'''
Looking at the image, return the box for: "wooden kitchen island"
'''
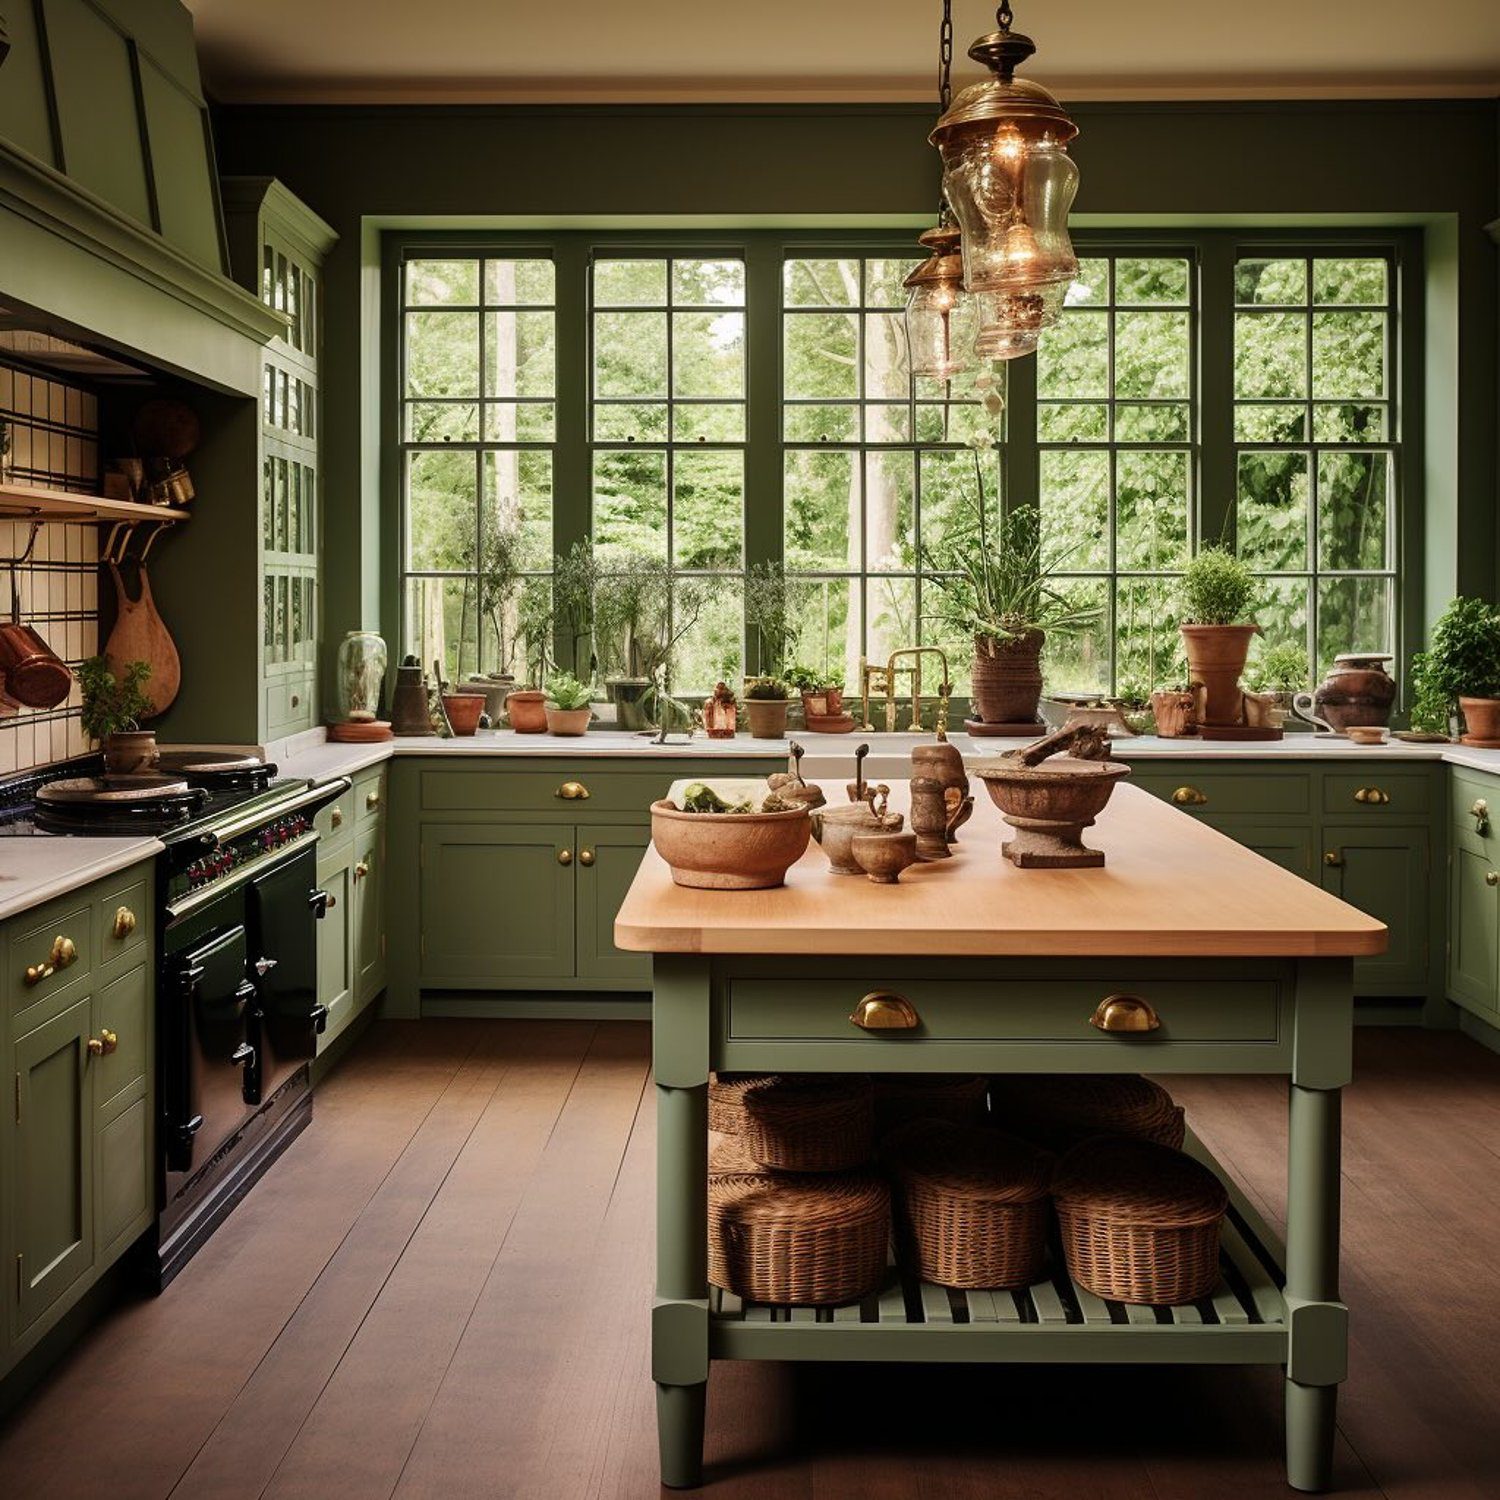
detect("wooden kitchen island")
[615,780,1386,1493]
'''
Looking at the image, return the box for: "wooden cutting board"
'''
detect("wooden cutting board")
[104,560,180,718]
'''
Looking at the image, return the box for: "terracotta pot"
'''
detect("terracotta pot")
[1312,653,1397,731]
[103,730,158,775]
[1459,696,1500,748]
[544,705,593,736]
[812,801,903,875]
[650,799,811,890]
[744,698,791,739]
[441,691,487,737]
[851,830,919,884]
[505,689,548,733]
[1150,689,1197,739]
[971,630,1045,726]
[799,687,843,719]
[1179,624,1260,725]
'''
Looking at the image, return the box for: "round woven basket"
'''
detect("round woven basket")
[740,1075,875,1172]
[708,1171,890,1305]
[990,1073,1185,1151]
[708,1132,762,1177]
[873,1074,989,1133]
[708,1073,778,1135]
[1052,1137,1228,1304]
[884,1121,1052,1289]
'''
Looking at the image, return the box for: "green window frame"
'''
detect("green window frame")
[389,226,1419,706]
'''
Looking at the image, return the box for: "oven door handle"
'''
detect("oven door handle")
[309,888,330,919]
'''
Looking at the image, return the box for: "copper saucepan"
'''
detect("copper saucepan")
[0,560,72,709]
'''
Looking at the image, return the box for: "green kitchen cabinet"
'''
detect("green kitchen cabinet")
[1200,815,1313,877]
[575,825,652,987]
[1319,824,1430,992]
[419,824,577,982]
[1447,828,1498,1017]
[316,851,355,1044]
[314,769,386,1054]
[353,826,385,1003]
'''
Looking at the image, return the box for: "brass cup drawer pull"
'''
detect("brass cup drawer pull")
[557,847,573,865]
[87,1028,118,1058]
[555,781,590,801]
[849,991,920,1031]
[112,906,137,940]
[578,848,596,867]
[1472,799,1490,834]
[1353,786,1390,805]
[1089,994,1161,1033]
[24,934,78,987]
[1171,786,1208,807]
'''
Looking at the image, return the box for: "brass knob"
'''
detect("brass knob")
[87,1029,118,1057]
[88,1037,103,1056]
[1171,786,1207,807]
[849,991,920,1030]
[1354,786,1389,806]
[1473,800,1490,834]
[557,847,573,865]
[326,893,338,908]
[1487,872,1499,888]
[365,790,380,810]
[1324,850,1344,867]
[578,848,596,867]
[24,935,77,986]
[1088,994,1161,1033]
[112,906,137,940]
[353,860,369,881]
[555,781,590,801]
[331,808,344,828]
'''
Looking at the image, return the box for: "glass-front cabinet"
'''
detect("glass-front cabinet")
[223,178,337,739]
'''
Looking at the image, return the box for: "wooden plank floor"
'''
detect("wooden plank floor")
[1,1021,1497,1499]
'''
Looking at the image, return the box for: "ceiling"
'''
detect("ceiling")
[187,0,1500,105]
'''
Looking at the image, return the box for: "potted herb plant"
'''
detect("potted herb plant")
[786,662,845,722]
[543,672,595,736]
[78,655,156,772]
[1409,596,1500,745]
[743,676,793,738]
[1178,546,1260,726]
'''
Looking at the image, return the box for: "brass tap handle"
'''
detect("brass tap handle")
[25,935,77,986]
[557,847,573,865]
[365,790,381,811]
[849,991,921,1031]
[1324,850,1344,867]
[1487,872,1499,888]
[112,906,137,940]
[1171,786,1208,807]
[578,848,596,867]
[1354,786,1389,805]
[1473,799,1490,834]
[1088,994,1161,1033]
[555,781,590,801]
[331,808,344,829]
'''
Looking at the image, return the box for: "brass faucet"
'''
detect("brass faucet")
[859,648,952,740]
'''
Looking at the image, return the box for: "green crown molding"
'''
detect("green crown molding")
[0,137,285,367]
[220,175,339,267]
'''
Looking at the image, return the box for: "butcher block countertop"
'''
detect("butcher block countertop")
[614,779,1389,958]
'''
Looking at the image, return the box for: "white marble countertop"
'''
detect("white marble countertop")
[0,834,162,924]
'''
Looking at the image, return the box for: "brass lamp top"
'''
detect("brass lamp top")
[930,76,1079,148]
[902,224,964,290]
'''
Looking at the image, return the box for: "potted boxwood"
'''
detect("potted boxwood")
[78,655,156,772]
[1409,596,1500,745]
[1178,546,1260,726]
[743,676,794,738]
[544,672,595,736]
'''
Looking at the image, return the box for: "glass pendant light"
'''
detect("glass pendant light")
[929,2,1080,303]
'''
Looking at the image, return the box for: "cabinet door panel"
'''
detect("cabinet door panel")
[1201,815,1313,878]
[420,825,575,982]
[94,962,150,1112]
[316,855,354,1051]
[97,1095,152,1256]
[575,825,651,988]
[1449,835,1499,1014]
[354,832,385,1003]
[13,996,95,1334]
[1321,824,1427,992]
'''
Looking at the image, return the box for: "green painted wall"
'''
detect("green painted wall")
[210,101,1500,670]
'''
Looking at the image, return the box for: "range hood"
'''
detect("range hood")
[0,303,155,383]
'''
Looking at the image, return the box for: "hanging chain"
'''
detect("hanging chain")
[938,0,954,112]
[998,1,1014,32]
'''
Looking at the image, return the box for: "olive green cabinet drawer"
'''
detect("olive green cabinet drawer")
[1451,771,1498,836]
[722,976,1283,1049]
[1127,770,1311,817]
[1322,771,1432,815]
[95,876,148,971]
[314,784,355,844]
[4,893,93,1012]
[418,763,770,817]
[354,767,386,830]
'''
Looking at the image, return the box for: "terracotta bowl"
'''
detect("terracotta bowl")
[972,756,1131,868]
[650,799,811,890]
[545,706,593,736]
[441,691,487,736]
[851,830,919,884]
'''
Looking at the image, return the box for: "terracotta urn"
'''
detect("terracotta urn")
[971,755,1132,868]
[971,629,1044,726]
[1309,653,1397,732]
[1459,696,1500,748]
[505,689,548,733]
[812,798,903,875]
[103,729,158,775]
[441,691,487,737]
[851,830,919,884]
[1180,624,1260,725]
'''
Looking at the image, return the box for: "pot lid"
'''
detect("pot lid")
[38,773,194,805]
[155,751,265,776]
[1332,652,1393,665]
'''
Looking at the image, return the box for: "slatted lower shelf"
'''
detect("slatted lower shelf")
[710,1205,1288,1365]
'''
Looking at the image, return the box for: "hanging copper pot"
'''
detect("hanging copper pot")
[0,561,71,709]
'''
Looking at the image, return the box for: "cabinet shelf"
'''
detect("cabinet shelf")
[0,481,190,525]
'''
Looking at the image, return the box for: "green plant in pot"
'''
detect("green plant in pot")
[594,553,671,731]
[785,661,846,723]
[1409,596,1500,745]
[78,655,156,773]
[543,671,595,736]
[1177,546,1259,726]
[743,676,793,739]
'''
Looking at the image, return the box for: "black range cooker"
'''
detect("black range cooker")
[0,752,349,1287]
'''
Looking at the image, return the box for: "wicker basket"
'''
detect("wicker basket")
[708,1073,777,1135]
[740,1075,875,1172]
[708,1132,761,1177]
[990,1073,1185,1151]
[873,1074,989,1133]
[884,1121,1052,1289]
[1052,1137,1228,1304]
[708,1171,890,1305]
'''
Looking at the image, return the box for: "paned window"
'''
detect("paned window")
[1233,254,1397,670]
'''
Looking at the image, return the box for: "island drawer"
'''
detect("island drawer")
[1126,770,1310,817]
[418,764,770,817]
[716,973,1287,1072]
[1322,770,1431,815]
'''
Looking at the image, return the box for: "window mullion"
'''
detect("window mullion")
[1198,234,1237,549]
[743,239,783,675]
[552,236,591,673]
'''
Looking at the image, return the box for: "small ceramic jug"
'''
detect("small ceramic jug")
[1309,653,1397,732]
[1291,692,1338,736]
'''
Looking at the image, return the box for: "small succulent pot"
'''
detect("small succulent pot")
[441,691,487,737]
[505,689,548,733]
[1459,696,1500,748]
[744,697,791,739]
[545,705,593,736]
[103,729,158,775]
